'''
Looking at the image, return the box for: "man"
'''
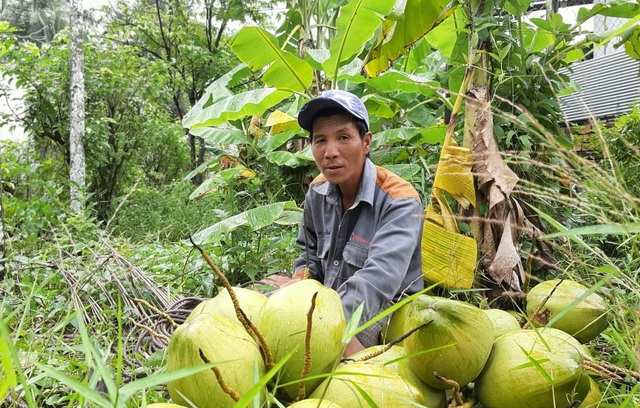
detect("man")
[288,89,424,356]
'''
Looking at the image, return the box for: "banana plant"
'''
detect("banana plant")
[183,0,640,289]
[182,0,453,251]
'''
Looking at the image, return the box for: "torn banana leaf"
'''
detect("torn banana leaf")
[421,221,477,289]
[432,143,476,210]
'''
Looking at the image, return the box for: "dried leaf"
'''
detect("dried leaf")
[487,204,524,291]
[468,85,519,210]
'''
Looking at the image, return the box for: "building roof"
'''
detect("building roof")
[559,51,640,123]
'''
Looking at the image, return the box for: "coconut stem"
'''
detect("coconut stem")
[434,372,464,407]
[297,291,318,401]
[523,278,563,329]
[128,317,171,342]
[133,297,178,328]
[357,320,433,362]
[583,359,640,386]
[189,237,275,369]
[199,349,241,402]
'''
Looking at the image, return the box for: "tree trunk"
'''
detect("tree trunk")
[69,0,86,213]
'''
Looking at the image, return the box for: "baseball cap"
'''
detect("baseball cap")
[297,89,370,132]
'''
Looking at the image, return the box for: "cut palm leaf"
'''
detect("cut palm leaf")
[432,143,476,210]
[427,194,459,233]
[421,59,477,289]
[421,221,477,289]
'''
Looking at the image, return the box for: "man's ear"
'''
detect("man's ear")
[364,131,373,154]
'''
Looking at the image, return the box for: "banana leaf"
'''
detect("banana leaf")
[322,0,396,79]
[625,25,640,60]
[189,201,302,245]
[231,27,313,92]
[183,88,292,130]
[266,109,298,135]
[364,0,455,76]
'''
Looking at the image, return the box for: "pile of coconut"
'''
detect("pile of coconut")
[148,275,619,408]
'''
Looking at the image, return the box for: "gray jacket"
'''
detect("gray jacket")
[293,159,424,325]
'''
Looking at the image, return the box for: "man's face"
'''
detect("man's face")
[311,113,372,194]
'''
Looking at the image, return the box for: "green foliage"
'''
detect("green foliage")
[102,0,268,180]
[1,141,67,249]
[1,28,191,221]
[231,27,313,92]
[603,106,640,197]
[2,0,640,406]
[321,0,396,80]
[110,182,217,242]
[112,180,300,286]
[0,0,68,44]
[0,235,190,405]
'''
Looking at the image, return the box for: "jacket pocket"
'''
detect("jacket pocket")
[342,242,369,269]
[316,237,329,260]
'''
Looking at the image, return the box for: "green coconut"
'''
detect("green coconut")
[349,345,447,408]
[288,399,343,408]
[482,308,521,340]
[310,361,426,407]
[380,301,412,345]
[185,286,267,325]
[146,404,186,408]
[526,279,609,343]
[257,279,346,400]
[580,377,603,407]
[166,312,265,408]
[475,328,591,408]
[403,295,494,389]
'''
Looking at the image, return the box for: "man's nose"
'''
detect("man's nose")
[324,140,338,158]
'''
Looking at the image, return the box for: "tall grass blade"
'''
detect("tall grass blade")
[0,322,17,399]
[72,298,118,402]
[233,351,294,408]
[545,222,640,238]
[34,363,112,408]
[119,363,218,399]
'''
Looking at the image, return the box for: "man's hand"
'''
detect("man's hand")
[277,277,302,289]
[343,337,365,357]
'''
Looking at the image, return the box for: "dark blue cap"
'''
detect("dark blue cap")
[297,89,370,132]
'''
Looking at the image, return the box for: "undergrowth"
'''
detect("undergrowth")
[1,112,639,406]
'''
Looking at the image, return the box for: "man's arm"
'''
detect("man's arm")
[337,197,424,324]
[292,195,323,281]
